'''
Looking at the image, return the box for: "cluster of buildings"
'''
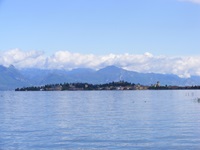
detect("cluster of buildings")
[41,82,151,91]
[17,81,175,91]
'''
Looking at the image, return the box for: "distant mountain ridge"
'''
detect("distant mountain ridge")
[1,65,200,90]
[0,65,30,90]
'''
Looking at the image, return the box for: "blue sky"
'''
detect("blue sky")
[0,0,200,56]
[0,0,200,77]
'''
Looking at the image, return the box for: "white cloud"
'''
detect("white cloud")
[1,49,200,78]
[179,0,200,4]
[0,49,46,68]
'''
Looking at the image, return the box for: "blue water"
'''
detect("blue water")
[0,90,200,150]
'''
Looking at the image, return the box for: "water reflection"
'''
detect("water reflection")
[0,90,200,149]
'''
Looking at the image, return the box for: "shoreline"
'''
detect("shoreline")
[15,81,200,91]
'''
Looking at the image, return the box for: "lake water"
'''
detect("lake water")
[0,90,200,150]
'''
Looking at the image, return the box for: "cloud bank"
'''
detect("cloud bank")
[1,49,200,78]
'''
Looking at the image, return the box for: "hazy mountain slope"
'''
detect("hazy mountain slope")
[20,68,69,85]
[1,65,200,90]
[0,65,30,90]
[21,68,95,85]
[82,66,183,85]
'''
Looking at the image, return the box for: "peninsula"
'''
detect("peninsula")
[15,81,200,91]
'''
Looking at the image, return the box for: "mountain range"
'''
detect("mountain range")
[1,65,200,90]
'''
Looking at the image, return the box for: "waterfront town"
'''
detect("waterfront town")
[15,81,200,91]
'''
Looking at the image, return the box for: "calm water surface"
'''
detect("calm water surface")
[0,90,200,150]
